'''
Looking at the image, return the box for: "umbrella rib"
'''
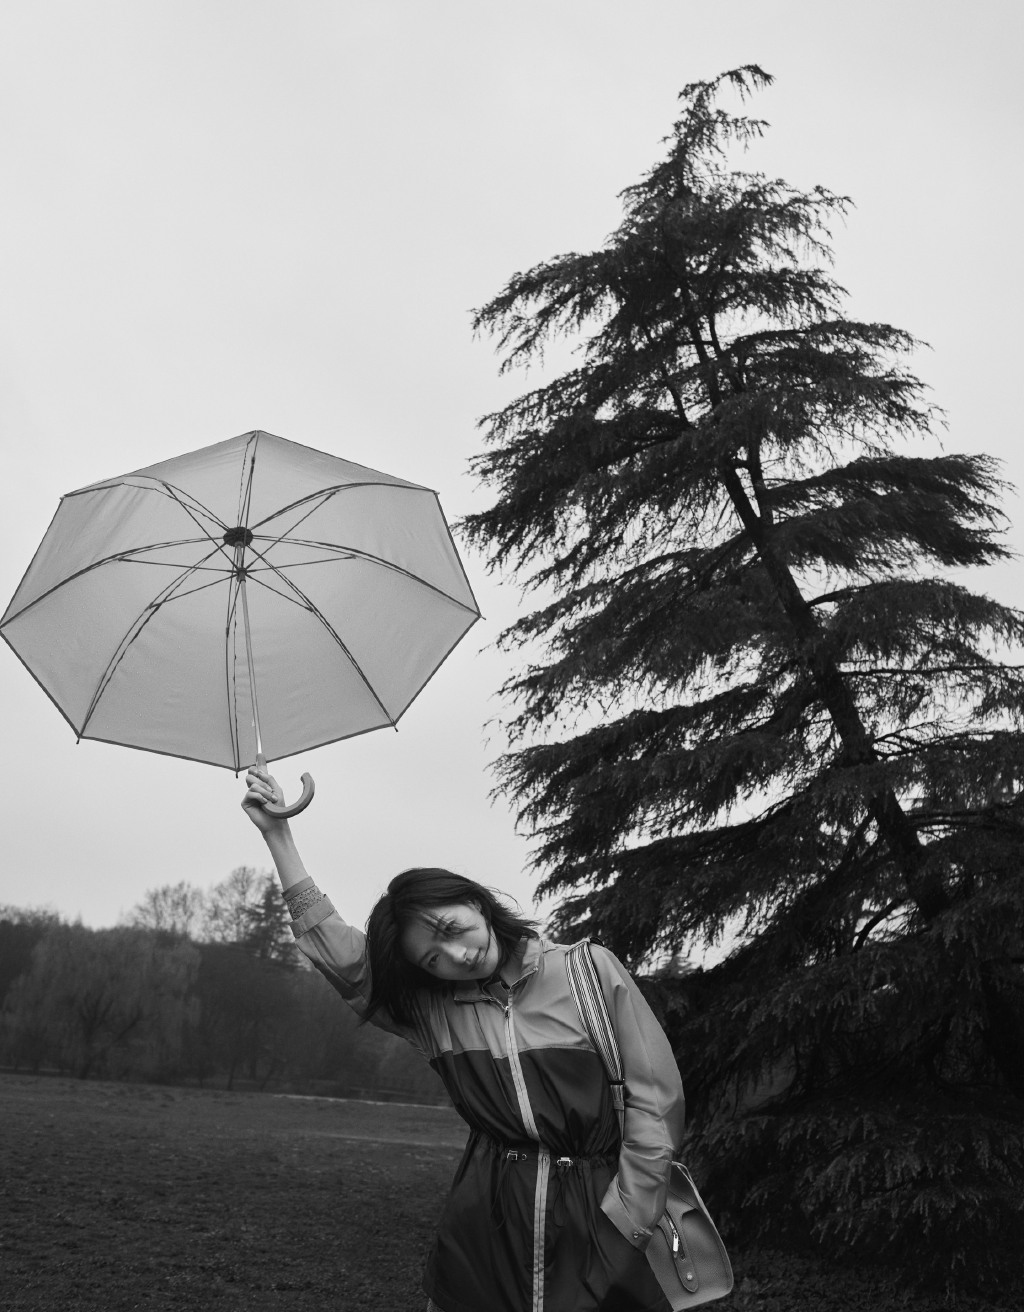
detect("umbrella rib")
[251,487,335,544]
[152,481,228,533]
[245,560,398,728]
[249,481,427,536]
[237,432,258,532]
[0,538,234,628]
[139,571,233,606]
[64,477,228,531]
[62,476,241,574]
[157,482,241,573]
[245,554,344,569]
[251,534,480,617]
[233,571,298,608]
[78,544,226,738]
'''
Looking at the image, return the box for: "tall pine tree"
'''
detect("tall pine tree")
[464,67,1024,1296]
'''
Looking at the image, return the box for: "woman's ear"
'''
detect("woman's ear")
[467,897,492,926]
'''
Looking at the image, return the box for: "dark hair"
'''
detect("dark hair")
[363,868,539,1028]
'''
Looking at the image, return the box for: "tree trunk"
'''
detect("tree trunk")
[719,463,950,920]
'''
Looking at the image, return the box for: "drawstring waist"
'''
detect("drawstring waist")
[477,1130,617,1231]
[477,1128,618,1165]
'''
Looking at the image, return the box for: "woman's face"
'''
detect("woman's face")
[401,901,502,981]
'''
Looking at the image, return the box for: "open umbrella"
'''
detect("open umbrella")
[1,429,481,816]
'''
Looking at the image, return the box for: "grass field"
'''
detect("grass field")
[0,1074,1009,1311]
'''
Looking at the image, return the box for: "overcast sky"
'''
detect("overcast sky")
[1,1,1021,942]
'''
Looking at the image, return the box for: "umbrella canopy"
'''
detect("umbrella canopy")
[1,430,481,773]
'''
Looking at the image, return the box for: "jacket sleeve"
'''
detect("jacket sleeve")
[591,944,686,1251]
[289,883,429,1053]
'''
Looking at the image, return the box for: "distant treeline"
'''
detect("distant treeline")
[0,869,446,1104]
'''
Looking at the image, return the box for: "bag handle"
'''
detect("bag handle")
[565,941,626,1136]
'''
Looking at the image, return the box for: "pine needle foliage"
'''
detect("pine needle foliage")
[463,68,1024,1298]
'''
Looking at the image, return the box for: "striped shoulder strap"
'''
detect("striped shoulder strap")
[565,940,626,1134]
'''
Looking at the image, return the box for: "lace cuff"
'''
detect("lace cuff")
[284,876,325,921]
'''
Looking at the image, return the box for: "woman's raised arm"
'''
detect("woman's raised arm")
[241,764,310,892]
[241,768,425,1052]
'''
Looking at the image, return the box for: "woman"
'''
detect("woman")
[243,765,685,1312]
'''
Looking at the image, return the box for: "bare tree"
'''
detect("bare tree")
[3,925,197,1079]
[126,880,207,938]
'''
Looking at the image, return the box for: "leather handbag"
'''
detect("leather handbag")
[565,941,734,1309]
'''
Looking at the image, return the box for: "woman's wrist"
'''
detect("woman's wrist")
[262,823,310,892]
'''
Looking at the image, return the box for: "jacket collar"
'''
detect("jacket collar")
[452,933,543,1001]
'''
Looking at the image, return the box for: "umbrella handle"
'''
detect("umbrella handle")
[256,753,315,819]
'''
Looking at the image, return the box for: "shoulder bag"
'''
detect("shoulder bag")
[565,940,734,1309]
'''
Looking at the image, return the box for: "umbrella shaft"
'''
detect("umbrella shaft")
[235,551,264,759]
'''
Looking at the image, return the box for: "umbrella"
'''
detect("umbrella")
[1,429,481,816]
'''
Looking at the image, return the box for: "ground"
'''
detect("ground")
[0,1075,1009,1311]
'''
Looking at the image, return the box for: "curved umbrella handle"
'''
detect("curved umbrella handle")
[256,753,315,819]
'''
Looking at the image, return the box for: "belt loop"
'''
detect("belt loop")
[492,1143,528,1230]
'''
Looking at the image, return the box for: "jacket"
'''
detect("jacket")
[291,893,686,1312]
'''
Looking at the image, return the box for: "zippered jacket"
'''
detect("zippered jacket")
[291,892,685,1312]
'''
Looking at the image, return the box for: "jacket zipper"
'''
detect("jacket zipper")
[503,985,547,1312]
[504,990,539,1139]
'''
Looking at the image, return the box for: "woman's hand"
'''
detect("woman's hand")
[242,764,289,837]
[241,764,310,891]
